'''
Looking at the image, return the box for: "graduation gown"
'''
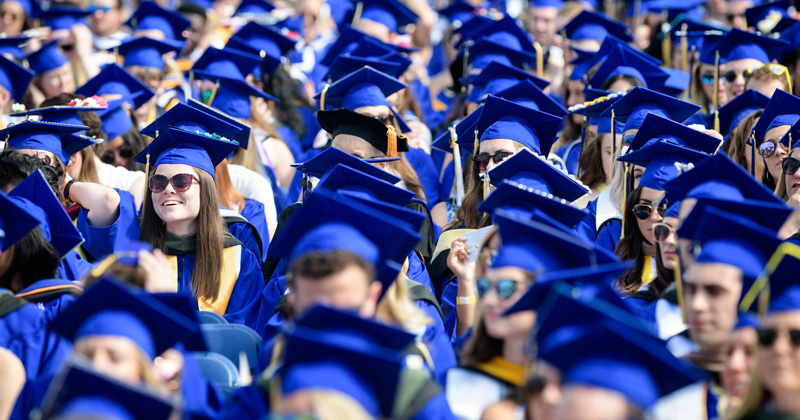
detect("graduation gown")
[15,279,82,323]
[77,189,141,261]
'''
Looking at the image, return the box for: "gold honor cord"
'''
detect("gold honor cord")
[386,125,398,158]
[662,18,672,69]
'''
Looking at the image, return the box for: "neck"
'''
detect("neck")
[773,392,800,415]
[501,334,528,365]
[165,221,198,237]
[642,240,656,256]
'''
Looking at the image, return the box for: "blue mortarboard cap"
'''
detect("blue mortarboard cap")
[780,19,800,52]
[97,96,136,141]
[569,89,626,120]
[629,113,721,154]
[491,210,616,274]
[185,98,251,145]
[602,87,701,133]
[647,0,707,19]
[75,63,155,109]
[438,1,477,26]
[230,21,296,58]
[493,79,567,116]
[316,164,414,206]
[141,102,243,142]
[478,179,588,228]
[200,76,277,120]
[461,37,537,70]
[115,36,182,69]
[706,89,769,137]
[42,5,91,31]
[662,153,783,205]
[466,61,549,103]
[678,196,791,237]
[13,104,104,129]
[569,46,597,82]
[0,34,31,59]
[669,19,725,51]
[455,16,534,53]
[24,40,67,75]
[563,10,633,42]
[192,47,261,82]
[589,45,669,90]
[360,0,418,33]
[735,311,760,329]
[593,34,662,66]
[315,66,406,111]
[50,278,200,358]
[148,292,208,351]
[487,149,589,201]
[699,33,727,66]
[742,243,800,313]
[531,0,564,8]
[475,95,563,157]
[431,105,482,152]
[281,305,413,417]
[745,0,794,34]
[290,147,401,184]
[111,240,152,266]
[664,201,681,218]
[717,28,789,62]
[132,127,238,178]
[127,1,191,41]
[0,190,39,252]
[618,141,712,190]
[349,36,413,69]
[317,107,409,157]
[451,13,493,38]
[233,0,275,16]
[752,89,800,145]
[597,116,625,134]
[320,25,416,67]
[2,120,92,164]
[8,169,83,257]
[325,55,403,81]
[224,38,280,79]
[39,358,180,420]
[8,0,40,18]
[535,288,703,409]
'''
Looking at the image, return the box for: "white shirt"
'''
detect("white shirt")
[97,162,145,191]
[227,164,278,231]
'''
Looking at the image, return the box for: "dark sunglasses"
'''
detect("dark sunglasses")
[700,72,715,85]
[653,223,675,243]
[760,140,787,159]
[782,156,800,175]
[60,44,74,52]
[149,173,199,193]
[473,151,513,171]
[757,327,800,347]
[100,147,133,164]
[633,203,666,220]
[722,70,744,83]
[476,278,518,300]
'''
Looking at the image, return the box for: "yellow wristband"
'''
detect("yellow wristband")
[457,296,476,305]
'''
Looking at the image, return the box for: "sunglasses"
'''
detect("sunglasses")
[100,147,133,164]
[722,70,744,83]
[473,151,513,171]
[747,64,793,92]
[782,156,800,175]
[653,223,675,243]
[760,139,787,159]
[757,327,800,347]
[476,278,519,300]
[700,72,715,85]
[149,173,199,193]
[632,203,666,220]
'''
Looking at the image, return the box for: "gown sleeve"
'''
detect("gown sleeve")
[77,189,140,260]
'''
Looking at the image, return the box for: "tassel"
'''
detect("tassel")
[473,129,479,155]
[714,110,720,133]
[680,23,689,73]
[620,164,628,241]
[674,252,687,324]
[386,124,398,158]
[662,18,672,69]
[533,41,543,78]
[610,109,616,179]
[352,1,363,26]
[713,51,720,111]
[483,172,491,200]
[319,83,330,111]
[207,80,220,107]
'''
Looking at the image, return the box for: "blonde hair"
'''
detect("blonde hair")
[608,143,628,213]
[728,363,767,419]
[375,270,432,331]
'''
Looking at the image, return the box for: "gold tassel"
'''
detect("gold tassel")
[90,254,120,278]
[674,252,687,323]
[791,133,794,150]
[610,109,616,180]
[714,110,720,133]
[662,17,672,69]
[713,51,720,111]
[680,23,689,73]
[483,172,491,200]
[141,153,150,213]
[533,41,543,78]
[473,129,479,155]
[207,80,221,107]
[620,164,628,241]
[386,124,398,158]
[319,83,330,111]
[352,1,363,27]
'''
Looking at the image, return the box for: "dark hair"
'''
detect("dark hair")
[578,132,607,189]
[140,168,225,301]
[287,250,375,284]
[444,152,492,231]
[264,65,312,139]
[600,74,646,91]
[647,241,675,300]
[121,126,148,172]
[615,185,648,294]
[0,148,62,196]
[0,227,60,292]
[723,109,762,171]
[177,3,206,22]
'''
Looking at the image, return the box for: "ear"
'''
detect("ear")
[0,89,11,109]
[360,281,383,318]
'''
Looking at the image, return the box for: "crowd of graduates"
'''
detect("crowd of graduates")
[4,0,800,418]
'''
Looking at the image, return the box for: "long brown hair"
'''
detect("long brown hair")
[140,168,225,301]
[615,186,648,294]
[214,159,246,212]
[645,241,674,301]
[578,132,607,190]
[391,154,426,202]
[723,110,763,171]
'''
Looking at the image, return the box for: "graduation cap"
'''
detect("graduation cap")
[232,0,275,16]
[562,10,633,43]
[668,18,726,53]
[42,5,91,31]
[588,45,669,91]
[290,147,401,184]
[462,36,537,71]
[280,305,414,418]
[618,140,712,190]
[431,104,482,152]
[148,292,208,351]
[96,95,136,141]
[745,0,795,35]
[141,102,243,143]
[535,287,703,409]
[316,164,414,206]
[325,55,403,82]
[9,0,40,18]
[569,89,625,120]
[493,79,568,117]
[698,33,726,67]
[24,39,67,75]
[602,87,701,133]
[751,89,800,146]
[0,34,31,60]
[455,15,534,54]
[39,357,181,420]
[740,242,800,314]
[629,113,721,154]
[474,95,562,157]
[437,0,477,27]
[315,65,405,111]
[226,21,296,72]
[705,89,769,138]
[716,28,789,63]
[317,107,409,158]
[478,179,588,229]
[647,0,707,20]
[12,104,104,129]
[466,61,549,104]
[127,1,191,41]
[530,0,564,8]
[678,196,791,237]
[200,76,278,120]
[2,120,92,164]
[487,149,589,202]
[568,46,597,82]
[132,127,238,178]
[185,98,251,145]
[191,47,261,82]
[359,0,419,34]
[490,210,616,275]
[114,36,182,69]
[50,277,201,358]
[7,169,83,257]
[662,153,783,206]
[349,36,413,71]
[75,63,155,109]
[0,190,39,252]
[320,25,415,67]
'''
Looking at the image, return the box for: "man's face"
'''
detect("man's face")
[90,0,123,37]
[527,6,558,48]
[685,262,743,353]
[182,13,205,55]
[288,264,380,318]
[331,134,390,170]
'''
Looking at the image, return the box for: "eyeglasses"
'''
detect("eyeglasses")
[149,173,199,193]
[746,64,793,92]
[722,70,745,83]
[632,203,666,220]
[476,278,519,300]
[759,139,787,159]
[782,156,800,175]
[100,147,133,164]
[700,72,715,85]
[757,327,800,347]
[653,223,675,243]
[473,151,513,171]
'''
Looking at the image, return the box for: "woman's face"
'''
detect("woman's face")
[152,164,201,236]
[764,125,790,180]
[600,133,616,183]
[17,148,58,165]
[724,58,762,100]
[74,335,144,384]
[785,150,800,200]
[606,77,637,93]
[478,138,518,174]
[480,266,535,340]
[699,63,727,107]
[758,311,800,395]
[567,80,585,126]
[636,187,664,247]
[66,151,82,180]
[657,216,678,271]
[722,327,758,406]
[39,62,75,98]
[102,136,132,168]
[0,1,25,35]
[631,165,644,189]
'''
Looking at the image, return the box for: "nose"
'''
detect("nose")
[689,290,709,314]
[728,348,748,373]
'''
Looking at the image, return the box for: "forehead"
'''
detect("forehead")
[154,163,198,176]
[685,262,743,286]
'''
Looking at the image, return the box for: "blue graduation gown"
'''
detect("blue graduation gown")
[555,140,582,176]
[240,199,270,257]
[595,218,622,252]
[440,278,459,343]
[405,147,441,208]
[56,251,93,281]
[77,189,140,260]
[15,279,82,323]
[223,201,269,264]
[415,299,457,387]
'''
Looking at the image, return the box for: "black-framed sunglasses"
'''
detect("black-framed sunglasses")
[100,147,133,164]
[476,278,519,300]
[722,70,744,83]
[700,72,715,85]
[632,203,666,220]
[653,223,675,243]
[782,156,800,175]
[149,173,199,193]
[473,151,513,171]
[760,139,787,159]
[757,327,800,347]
